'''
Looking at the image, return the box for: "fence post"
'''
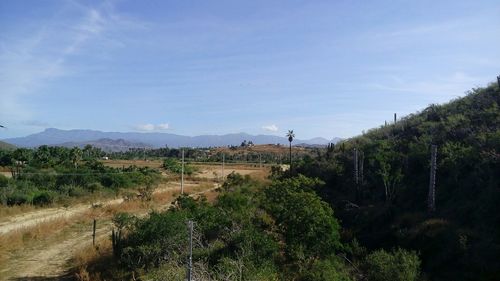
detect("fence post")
[92,219,96,246]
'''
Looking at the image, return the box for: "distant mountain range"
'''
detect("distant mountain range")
[58,138,153,152]
[2,128,341,149]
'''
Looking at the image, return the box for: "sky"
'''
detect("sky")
[1,0,499,140]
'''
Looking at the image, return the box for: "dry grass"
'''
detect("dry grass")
[0,217,71,264]
[0,204,38,220]
[99,199,151,216]
[0,190,117,221]
[73,237,113,281]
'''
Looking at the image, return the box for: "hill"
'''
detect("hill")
[58,138,153,152]
[0,140,16,150]
[295,82,500,281]
[2,129,337,148]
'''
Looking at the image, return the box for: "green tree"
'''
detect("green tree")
[70,147,83,168]
[34,145,51,168]
[264,176,342,264]
[364,248,421,281]
[373,140,403,202]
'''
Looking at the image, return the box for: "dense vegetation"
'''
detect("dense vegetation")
[105,173,420,281]
[294,83,500,280]
[0,146,161,206]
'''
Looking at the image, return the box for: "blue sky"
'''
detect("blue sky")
[1,0,499,140]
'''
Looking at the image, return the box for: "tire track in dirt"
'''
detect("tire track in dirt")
[0,199,123,235]
[0,183,219,280]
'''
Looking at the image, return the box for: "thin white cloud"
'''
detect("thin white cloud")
[262,124,278,132]
[156,123,170,130]
[134,124,155,131]
[134,123,170,131]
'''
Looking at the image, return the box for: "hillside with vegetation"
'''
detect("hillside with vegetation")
[294,82,500,280]
[0,140,15,150]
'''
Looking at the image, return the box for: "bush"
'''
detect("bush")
[68,186,87,197]
[32,191,55,206]
[162,158,196,175]
[300,258,352,281]
[364,248,420,281]
[85,182,103,193]
[0,174,9,187]
[7,191,31,205]
[101,173,132,189]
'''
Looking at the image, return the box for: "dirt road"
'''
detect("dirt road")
[0,182,218,280]
[0,199,123,235]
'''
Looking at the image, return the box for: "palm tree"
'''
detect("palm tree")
[286,130,295,169]
[70,147,83,168]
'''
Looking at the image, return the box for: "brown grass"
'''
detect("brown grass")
[73,237,114,281]
[0,217,71,264]
[0,204,38,220]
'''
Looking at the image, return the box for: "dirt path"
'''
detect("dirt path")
[0,222,112,280]
[1,223,112,280]
[0,182,219,280]
[0,198,123,235]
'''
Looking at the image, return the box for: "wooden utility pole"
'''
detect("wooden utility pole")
[221,153,225,181]
[497,75,500,87]
[181,149,184,194]
[428,145,437,213]
[187,220,193,281]
[394,113,397,124]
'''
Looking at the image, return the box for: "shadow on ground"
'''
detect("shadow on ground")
[9,272,74,281]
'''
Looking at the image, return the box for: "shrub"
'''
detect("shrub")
[68,186,87,197]
[85,182,103,193]
[32,191,55,206]
[300,258,352,281]
[0,174,9,187]
[162,158,196,175]
[364,248,420,281]
[7,191,31,205]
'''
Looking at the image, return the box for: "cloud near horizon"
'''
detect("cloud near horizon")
[134,123,170,131]
[262,124,278,132]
